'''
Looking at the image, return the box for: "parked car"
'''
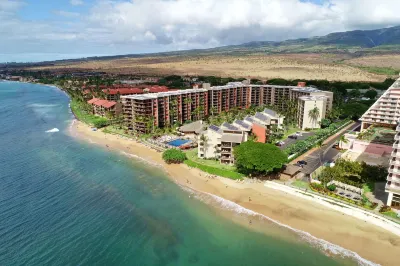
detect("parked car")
[332,142,340,150]
[275,141,285,146]
[288,135,298,139]
[295,131,303,136]
[296,160,307,168]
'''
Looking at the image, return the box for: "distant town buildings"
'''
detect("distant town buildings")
[121,81,333,134]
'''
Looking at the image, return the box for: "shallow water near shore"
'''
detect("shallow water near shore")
[0,81,369,265]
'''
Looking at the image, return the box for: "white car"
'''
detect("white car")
[295,131,302,136]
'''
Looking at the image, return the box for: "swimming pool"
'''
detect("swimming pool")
[167,139,190,147]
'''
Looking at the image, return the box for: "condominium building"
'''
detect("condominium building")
[360,78,400,130]
[122,82,333,134]
[198,109,284,164]
[387,122,400,209]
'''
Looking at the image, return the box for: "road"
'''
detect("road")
[300,122,361,175]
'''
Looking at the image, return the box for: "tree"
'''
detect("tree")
[342,102,369,120]
[234,142,287,176]
[339,135,349,149]
[200,134,208,155]
[308,106,320,129]
[364,89,378,99]
[348,89,361,98]
[162,149,186,164]
[320,118,331,128]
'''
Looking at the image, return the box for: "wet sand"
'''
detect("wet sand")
[70,120,400,266]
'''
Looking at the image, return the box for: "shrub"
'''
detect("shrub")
[310,182,325,192]
[379,205,392,213]
[93,117,109,128]
[327,184,336,191]
[162,149,186,164]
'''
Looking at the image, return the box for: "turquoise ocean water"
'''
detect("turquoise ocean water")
[0,81,372,265]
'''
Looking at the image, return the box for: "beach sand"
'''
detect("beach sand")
[70,120,400,266]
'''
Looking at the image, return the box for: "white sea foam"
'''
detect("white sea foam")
[121,151,164,169]
[45,128,59,133]
[179,185,379,266]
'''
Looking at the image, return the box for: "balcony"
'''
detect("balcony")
[388,167,400,174]
[391,151,400,157]
[387,175,400,182]
[385,184,400,193]
[393,142,400,149]
[390,159,400,166]
[395,134,400,141]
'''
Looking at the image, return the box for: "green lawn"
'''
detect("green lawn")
[185,149,236,171]
[382,211,399,219]
[70,99,108,126]
[292,180,310,190]
[362,182,375,194]
[184,149,244,180]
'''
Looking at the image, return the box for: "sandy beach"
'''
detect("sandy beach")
[70,120,400,266]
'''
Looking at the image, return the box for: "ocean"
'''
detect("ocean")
[0,81,369,265]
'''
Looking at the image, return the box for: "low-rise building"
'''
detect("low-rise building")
[197,108,284,164]
[87,98,119,117]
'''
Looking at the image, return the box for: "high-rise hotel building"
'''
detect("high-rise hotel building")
[121,82,333,134]
[363,78,400,209]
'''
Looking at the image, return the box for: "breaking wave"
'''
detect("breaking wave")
[180,185,379,266]
[46,128,59,133]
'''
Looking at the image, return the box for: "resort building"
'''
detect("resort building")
[122,82,332,134]
[387,122,400,209]
[103,86,169,102]
[87,98,120,117]
[198,108,284,164]
[359,78,400,209]
[360,78,400,130]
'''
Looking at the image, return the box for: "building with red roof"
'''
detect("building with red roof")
[87,98,120,117]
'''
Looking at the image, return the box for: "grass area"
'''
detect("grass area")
[184,160,244,180]
[357,126,396,144]
[382,211,399,219]
[103,125,133,138]
[185,149,237,171]
[291,180,310,190]
[70,99,108,126]
[281,125,301,140]
[362,182,375,194]
[356,66,399,76]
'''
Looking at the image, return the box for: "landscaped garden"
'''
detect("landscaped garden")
[357,126,396,145]
[310,159,388,210]
[70,99,109,128]
[184,149,244,180]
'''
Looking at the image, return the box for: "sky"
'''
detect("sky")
[1,0,400,63]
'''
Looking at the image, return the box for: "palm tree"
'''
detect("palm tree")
[210,106,217,117]
[200,134,208,156]
[308,106,320,129]
[339,135,348,149]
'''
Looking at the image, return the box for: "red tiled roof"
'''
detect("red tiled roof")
[87,98,100,104]
[102,101,116,108]
[93,99,109,106]
[83,89,91,95]
[103,88,144,95]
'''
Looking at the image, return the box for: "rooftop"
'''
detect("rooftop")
[221,133,244,143]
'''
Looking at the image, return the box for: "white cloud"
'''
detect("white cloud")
[70,0,84,6]
[2,0,400,62]
[84,0,400,49]
[53,10,80,18]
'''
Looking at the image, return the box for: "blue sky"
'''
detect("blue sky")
[1,0,399,63]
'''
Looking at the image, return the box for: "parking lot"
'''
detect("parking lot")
[278,131,315,150]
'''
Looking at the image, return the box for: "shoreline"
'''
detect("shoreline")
[69,120,400,266]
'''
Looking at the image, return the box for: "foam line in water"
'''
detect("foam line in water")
[45,128,59,133]
[180,185,379,266]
